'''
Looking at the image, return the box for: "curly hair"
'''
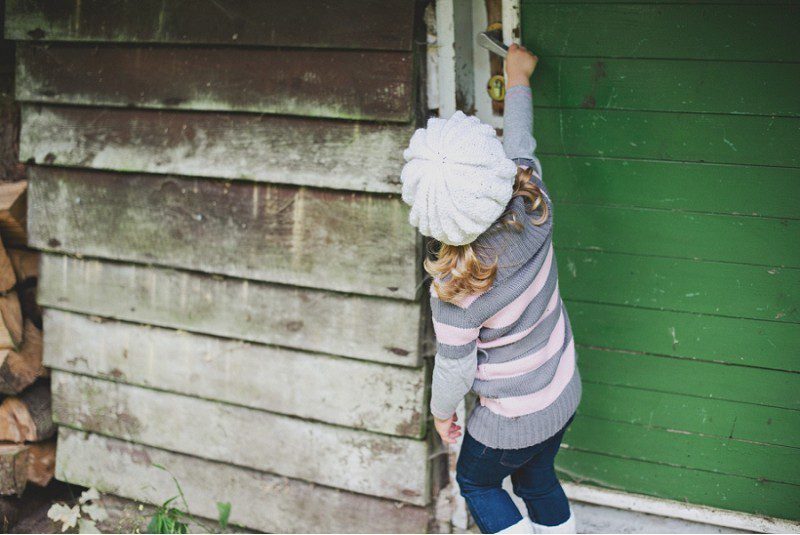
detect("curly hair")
[424,167,549,304]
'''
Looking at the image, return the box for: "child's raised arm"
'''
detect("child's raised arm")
[503,44,543,177]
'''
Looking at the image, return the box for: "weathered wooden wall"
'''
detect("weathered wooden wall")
[5,1,440,532]
[521,0,800,521]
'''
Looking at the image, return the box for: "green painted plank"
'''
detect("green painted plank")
[4,0,417,50]
[579,347,800,410]
[564,416,800,486]
[526,0,799,4]
[536,108,800,168]
[556,249,799,322]
[541,155,800,219]
[578,382,800,449]
[567,301,800,372]
[533,58,800,116]
[553,204,800,268]
[556,449,800,521]
[521,4,800,61]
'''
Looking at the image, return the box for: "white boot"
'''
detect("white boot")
[496,516,535,534]
[531,511,576,534]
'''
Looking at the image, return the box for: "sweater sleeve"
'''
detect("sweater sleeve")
[503,85,543,177]
[429,293,481,420]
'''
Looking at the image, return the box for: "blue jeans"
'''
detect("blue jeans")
[455,415,574,534]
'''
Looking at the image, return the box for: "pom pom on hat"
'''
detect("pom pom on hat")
[400,111,516,246]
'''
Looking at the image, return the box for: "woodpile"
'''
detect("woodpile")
[0,180,53,509]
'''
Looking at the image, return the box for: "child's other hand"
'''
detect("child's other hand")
[506,43,538,88]
[434,413,462,445]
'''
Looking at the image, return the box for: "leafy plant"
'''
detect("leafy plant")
[48,488,108,533]
[146,496,190,534]
[147,464,232,534]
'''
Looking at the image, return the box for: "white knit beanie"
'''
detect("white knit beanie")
[400,111,517,246]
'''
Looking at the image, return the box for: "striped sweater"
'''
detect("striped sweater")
[429,85,581,449]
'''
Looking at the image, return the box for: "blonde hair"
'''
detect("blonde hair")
[424,167,549,304]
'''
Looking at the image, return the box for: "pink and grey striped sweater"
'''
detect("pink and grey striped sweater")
[429,85,581,449]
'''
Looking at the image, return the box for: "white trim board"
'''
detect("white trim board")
[564,483,800,534]
[430,0,521,127]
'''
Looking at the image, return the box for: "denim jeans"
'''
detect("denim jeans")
[455,414,574,534]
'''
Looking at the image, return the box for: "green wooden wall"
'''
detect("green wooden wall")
[520,1,800,521]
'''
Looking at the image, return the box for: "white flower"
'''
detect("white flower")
[78,518,101,534]
[81,502,109,522]
[79,488,100,505]
[47,503,80,532]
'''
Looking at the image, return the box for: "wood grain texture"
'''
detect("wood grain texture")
[556,249,799,322]
[532,58,800,117]
[557,448,800,521]
[43,310,427,438]
[0,181,28,246]
[553,205,800,268]
[542,156,800,219]
[5,0,416,51]
[55,428,431,533]
[579,346,799,411]
[564,416,800,486]
[38,254,425,367]
[536,108,800,168]
[522,4,800,61]
[28,166,419,299]
[51,371,430,504]
[567,300,800,373]
[20,105,412,193]
[16,44,415,122]
[579,382,800,450]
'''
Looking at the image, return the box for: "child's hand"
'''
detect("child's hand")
[506,43,538,88]
[434,413,462,445]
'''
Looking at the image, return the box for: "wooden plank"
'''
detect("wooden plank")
[28,167,419,299]
[542,156,800,219]
[535,108,800,168]
[96,494,253,534]
[578,382,800,449]
[526,1,800,5]
[38,254,424,367]
[556,449,800,521]
[553,205,800,268]
[578,346,799,411]
[43,309,427,438]
[533,58,800,117]
[521,4,800,61]
[16,44,415,122]
[19,105,412,194]
[51,371,430,505]
[556,249,799,322]
[5,0,417,51]
[567,301,800,372]
[564,416,800,486]
[56,428,430,533]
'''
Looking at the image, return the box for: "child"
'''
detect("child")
[400,45,581,534]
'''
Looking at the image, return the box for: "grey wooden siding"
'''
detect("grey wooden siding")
[6,1,440,531]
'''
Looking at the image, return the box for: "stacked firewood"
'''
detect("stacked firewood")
[0,181,53,527]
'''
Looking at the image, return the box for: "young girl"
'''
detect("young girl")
[401,45,580,534]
